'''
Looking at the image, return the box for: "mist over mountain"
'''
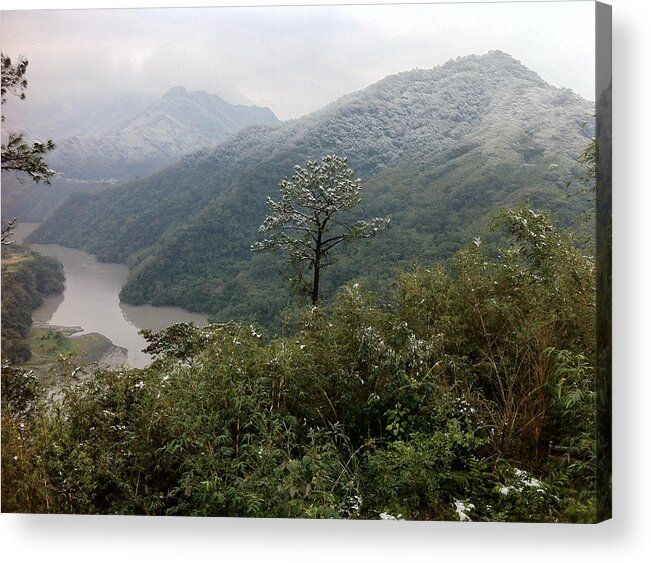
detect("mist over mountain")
[2,93,154,142]
[29,51,594,325]
[2,86,280,223]
[47,86,280,181]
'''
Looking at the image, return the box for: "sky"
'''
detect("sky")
[1,1,596,126]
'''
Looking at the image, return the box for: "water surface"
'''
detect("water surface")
[15,223,209,368]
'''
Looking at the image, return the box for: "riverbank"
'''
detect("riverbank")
[26,323,129,374]
[12,222,209,368]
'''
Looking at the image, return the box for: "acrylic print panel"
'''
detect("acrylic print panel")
[0,1,611,522]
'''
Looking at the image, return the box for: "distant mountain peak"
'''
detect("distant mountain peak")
[439,49,546,86]
[481,49,517,60]
[448,50,520,65]
[163,85,188,98]
[48,85,280,181]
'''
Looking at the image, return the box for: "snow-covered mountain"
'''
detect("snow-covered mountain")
[31,51,595,323]
[48,86,279,181]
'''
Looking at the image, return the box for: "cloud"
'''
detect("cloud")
[1,2,595,125]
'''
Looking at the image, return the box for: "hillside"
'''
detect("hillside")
[1,246,65,363]
[29,51,595,325]
[2,87,280,223]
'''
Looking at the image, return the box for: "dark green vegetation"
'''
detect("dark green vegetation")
[2,207,596,521]
[1,247,65,363]
[2,50,601,521]
[28,52,594,328]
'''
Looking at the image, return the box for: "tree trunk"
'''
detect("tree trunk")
[311,262,320,305]
[312,228,322,305]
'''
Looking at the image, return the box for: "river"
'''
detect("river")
[14,223,210,368]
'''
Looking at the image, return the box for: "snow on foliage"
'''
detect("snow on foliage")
[453,499,475,522]
[30,51,595,318]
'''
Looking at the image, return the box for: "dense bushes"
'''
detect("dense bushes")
[1,207,596,521]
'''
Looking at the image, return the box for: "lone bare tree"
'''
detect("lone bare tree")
[253,155,389,304]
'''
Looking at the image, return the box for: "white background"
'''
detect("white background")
[1,0,649,561]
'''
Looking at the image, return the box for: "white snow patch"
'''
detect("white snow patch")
[453,499,475,522]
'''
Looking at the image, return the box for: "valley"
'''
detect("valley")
[11,223,210,369]
[27,52,595,329]
[1,5,608,525]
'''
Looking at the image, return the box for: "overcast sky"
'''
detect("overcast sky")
[1,1,595,122]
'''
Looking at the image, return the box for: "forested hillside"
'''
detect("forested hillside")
[2,50,601,522]
[1,246,65,363]
[29,51,594,327]
[1,177,109,223]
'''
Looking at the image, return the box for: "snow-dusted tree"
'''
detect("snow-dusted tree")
[253,155,389,304]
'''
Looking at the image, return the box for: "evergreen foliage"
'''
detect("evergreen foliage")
[1,54,56,185]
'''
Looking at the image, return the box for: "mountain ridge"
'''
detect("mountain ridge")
[29,51,594,325]
[2,86,281,223]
